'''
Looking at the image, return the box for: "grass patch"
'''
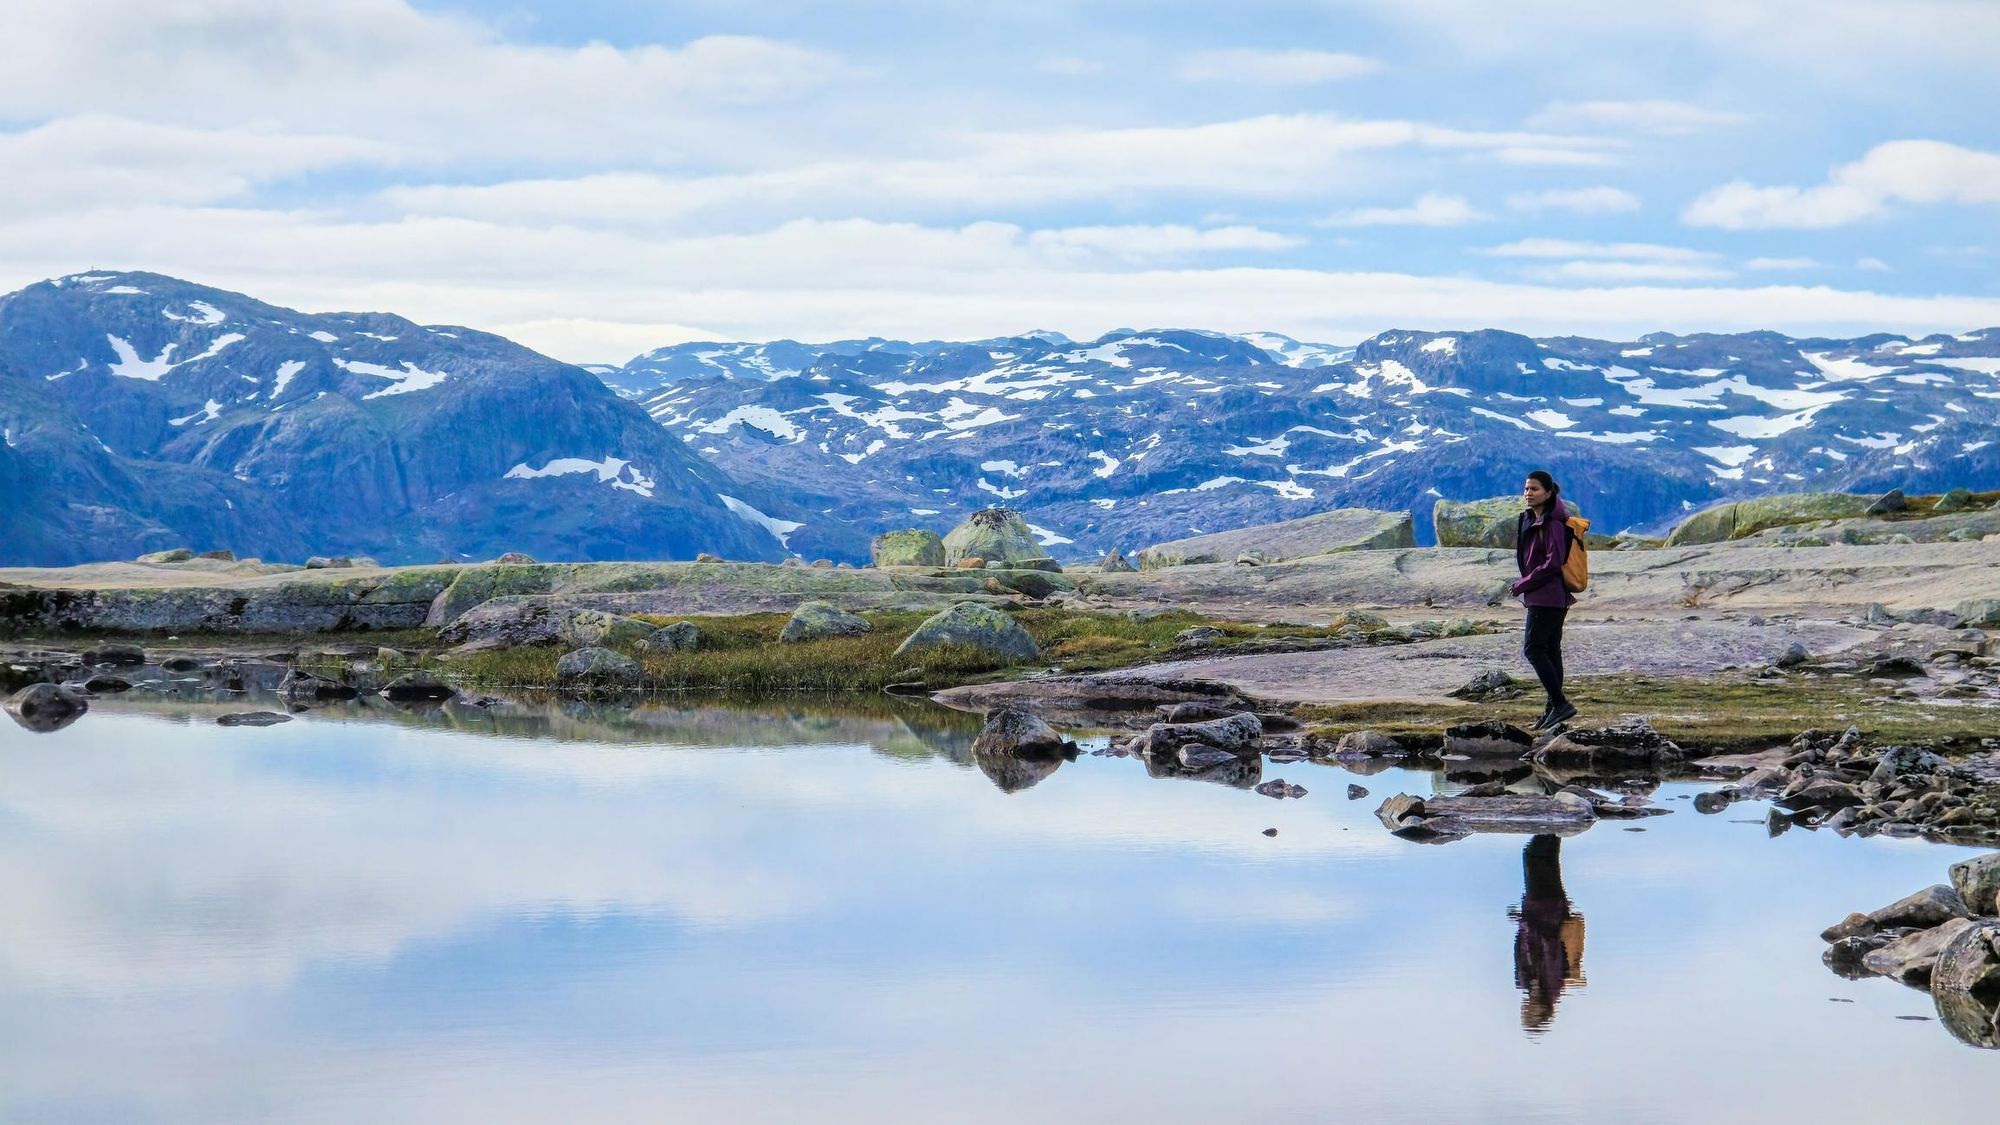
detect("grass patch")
[1296,672,2000,752]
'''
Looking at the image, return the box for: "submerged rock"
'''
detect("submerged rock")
[893,602,1040,663]
[5,683,87,733]
[81,642,145,666]
[383,671,456,702]
[216,711,292,727]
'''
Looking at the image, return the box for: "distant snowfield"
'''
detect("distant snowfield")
[719,493,805,549]
[505,455,657,497]
[337,358,451,398]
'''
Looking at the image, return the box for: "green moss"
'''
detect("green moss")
[1297,672,2000,752]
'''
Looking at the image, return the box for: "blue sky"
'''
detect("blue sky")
[0,0,1995,361]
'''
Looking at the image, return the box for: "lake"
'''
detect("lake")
[0,691,1990,1123]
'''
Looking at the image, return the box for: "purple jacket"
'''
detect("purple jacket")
[1513,499,1577,608]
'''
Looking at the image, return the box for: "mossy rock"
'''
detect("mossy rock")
[1433,497,1586,549]
[1934,488,1976,513]
[893,602,1041,663]
[871,529,946,568]
[943,508,1043,566]
[779,600,872,643]
[1143,507,1415,567]
[1666,493,1873,545]
[561,609,657,648]
[426,564,560,626]
[556,647,641,691]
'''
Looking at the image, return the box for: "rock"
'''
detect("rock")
[5,683,87,732]
[304,555,354,569]
[955,557,986,570]
[1532,719,1682,769]
[1775,776,1864,812]
[216,711,292,727]
[1862,918,1976,985]
[943,508,1043,566]
[375,646,408,666]
[1931,921,2000,1048]
[1326,609,1389,631]
[695,552,723,563]
[160,655,202,673]
[970,707,1076,759]
[1776,642,1811,669]
[1442,720,1535,756]
[1434,497,1581,549]
[561,609,656,649]
[1868,885,1974,931]
[870,529,947,568]
[810,559,834,568]
[1666,492,1875,545]
[781,557,808,568]
[893,602,1041,663]
[1330,730,1402,758]
[1158,701,1244,724]
[81,675,131,693]
[556,647,643,692]
[1886,533,1915,545]
[1956,599,2000,628]
[1174,625,1226,648]
[495,552,537,564]
[137,548,196,564]
[281,670,357,703]
[1869,655,1928,678]
[1098,548,1136,573]
[1866,488,1908,515]
[780,600,872,643]
[81,642,145,666]
[1448,669,1524,702]
[1236,550,1267,566]
[1141,507,1415,567]
[1376,790,1596,837]
[1822,913,1876,943]
[437,599,563,652]
[383,671,456,702]
[1949,852,2000,915]
[1255,779,1308,799]
[640,621,701,653]
[1933,487,1975,513]
[1136,712,1265,760]
[424,564,556,627]
[987,569,1064,599]
[1348,784,1369,800]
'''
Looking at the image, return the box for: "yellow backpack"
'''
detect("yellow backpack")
[1561,516,1591,592]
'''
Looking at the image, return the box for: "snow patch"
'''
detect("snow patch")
[505,455,658,497]
[697,405,803,442]
[269,360,306,399]
[719,494,804,547]
[163,301,227,326]
[1027,523,1075,547]
[1420,336,1458,354]
[170,399,225,427]
[309,331,339,343]
[338,358,451,398]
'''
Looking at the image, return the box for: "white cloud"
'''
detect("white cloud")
[1682,140,2000,229]
[1745,257,1821,270]
[1530,99,1747,134]
[1319,193,1486,227]
[1481,238,1714,261]
[1026,224,1303,260]
[1522,261,1735,282]
[0,1,850,162]
[1176,48,1382,85]
[1505,186,1642,214]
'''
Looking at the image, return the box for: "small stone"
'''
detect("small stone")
[955,557,986,569]
[1347,784,1369,800]
[1776,642,1811,669]
[1262,828,1278,837]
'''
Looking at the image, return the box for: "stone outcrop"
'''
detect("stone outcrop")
[1666,492,1876,545]
[137,548,195,564]
[870,529,946,568]
[559,609,656,649]
[942,508,1043,566]
[1138,507,1415,569]
[779,600,872,643]
[892,602,1040,663]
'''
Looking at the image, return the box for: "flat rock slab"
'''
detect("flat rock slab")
[943,619,1877,710]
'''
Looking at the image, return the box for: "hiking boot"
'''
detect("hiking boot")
[1529,703,1555,731]
[1543,700,1578,730]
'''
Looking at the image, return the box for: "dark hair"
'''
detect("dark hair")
[1526,470,1560,499]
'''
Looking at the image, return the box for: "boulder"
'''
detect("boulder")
[1862,918,1976,985]
[1442,720,1535,756]
[281,670,358,703]
[1098,548,1136,573]
[383,671,456,702]
[1868,885,1974,932]
[556,647,642,692]
[893,602,1041,663]
[1015,557,1064,573]
[970,707,1076,760]
[216,711,291,727]
[425,564,556,627]
[943,508,1044,566]
[1933,487,1975,513]
[137,548,196,564]
[1447,669,1522,701]
[437,599,562,652]
[5,683,87,733]
[1134,712,1264,760]
[495,552,537,564]
[1666,493,1875,546]
[304,555,354,569]
[82,675,131,694]
[871,529,947,568]
[1329,730,1402,758]
[779,600,872,643]
[1434,498,1539,549]
[1775,641,1811,669]
[1174,625,1226,648]
[695,552,723,563]
[955,557,986,570]
[1955,598,2000,628]
[1949,852,2000,915]
[640,621,700,653]
[1531,719,1683,769]
[1140,507,1415,568]
[1866,488,1907,515]
[810,559,834,568]
[1932,922,2000,1049]
[560,609,656,649]
[81,642,145,666]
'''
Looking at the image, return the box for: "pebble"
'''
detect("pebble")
[1262,828,1278,837]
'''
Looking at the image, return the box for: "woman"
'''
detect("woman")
[1513,470,1576,730]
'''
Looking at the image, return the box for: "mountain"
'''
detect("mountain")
[0,272,791,566]
[605,325,2000,558]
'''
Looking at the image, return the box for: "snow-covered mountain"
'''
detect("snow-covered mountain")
[607,325,2000,558]
[0,272,794,566]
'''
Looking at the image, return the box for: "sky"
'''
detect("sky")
[0,0,1996,363]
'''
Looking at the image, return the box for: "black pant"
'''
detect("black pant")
[1522,606,1568,706]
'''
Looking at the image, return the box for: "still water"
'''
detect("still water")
[0,692,1990,1123]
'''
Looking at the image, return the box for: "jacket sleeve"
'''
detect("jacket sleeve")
[1512,522,1570,594]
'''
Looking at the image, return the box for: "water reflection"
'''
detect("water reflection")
[1510,835,1587,1034]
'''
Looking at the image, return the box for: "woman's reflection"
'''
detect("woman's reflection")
[1509,834,1586,1034]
